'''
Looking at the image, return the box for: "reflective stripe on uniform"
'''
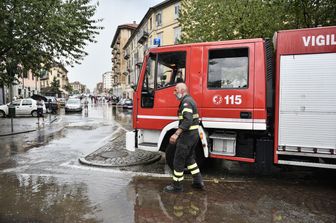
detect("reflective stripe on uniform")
[190,168,200,174]
[173,170,184,181]
[188,163,200,175]
[174,170,183,176]
[189,125,199,130]
[187,163,198,170]
[182,108,193,114]
[173,176,184,181]
[178,114,199,120]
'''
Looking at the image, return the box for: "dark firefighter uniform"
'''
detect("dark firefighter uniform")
[165,94,204,192]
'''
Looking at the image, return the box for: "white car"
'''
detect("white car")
[65,98,83,112]
[0,99,46,118]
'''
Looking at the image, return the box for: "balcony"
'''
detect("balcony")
[138,30,149,45]
[124,51,130,60]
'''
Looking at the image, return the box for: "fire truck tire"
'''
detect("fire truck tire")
[165,143,175,171]
[165,142,205,171]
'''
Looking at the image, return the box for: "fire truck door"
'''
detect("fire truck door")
[201,44,255,130]
[136,50,190,130]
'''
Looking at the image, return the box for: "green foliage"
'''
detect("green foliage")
[179,0,336,43]
[284,0,336,28]
[0,0,102,86]
[50,76,60,93]
[64,84,73,94]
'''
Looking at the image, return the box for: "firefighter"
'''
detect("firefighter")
[164,82,205,193]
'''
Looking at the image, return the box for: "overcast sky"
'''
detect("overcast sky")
[66,0,162,91]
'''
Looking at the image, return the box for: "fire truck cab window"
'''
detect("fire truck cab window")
[156,51,186,90]
[141,54,156,108]
[208,48,248,89]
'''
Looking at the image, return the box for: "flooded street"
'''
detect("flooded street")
[0,104,335,222]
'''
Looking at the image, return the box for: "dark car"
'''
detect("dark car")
[123,99,133,109]
[116,98,126,108]
[45,96,59,113]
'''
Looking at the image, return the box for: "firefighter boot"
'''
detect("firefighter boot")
[192,173,205,190]
[164,181,183,193]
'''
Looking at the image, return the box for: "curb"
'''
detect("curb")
[0,129,36,137]
[0,117,58,137]
[78,151,162,168]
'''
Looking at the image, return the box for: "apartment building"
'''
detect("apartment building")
[40,63,69,97]
[110,23,138,98]
[70,81,86,94]
[123,0,181,98]
[102,71,113,93]
[12,70,41,99]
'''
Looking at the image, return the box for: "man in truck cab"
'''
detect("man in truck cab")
[164,82,205,193]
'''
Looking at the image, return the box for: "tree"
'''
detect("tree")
[0,0,102,86]
[179,0,336,43]
[284,0,336,28]
[64,84,73,94]
[50,76,60,94]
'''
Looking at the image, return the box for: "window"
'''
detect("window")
[22,99,32,106]
[208,48,248,89]
[174,26,181,44]
[142,53,155,91]
[156,51,186,90]
[141,51,186,107]
[12,100,21,106]
[141,54,156,108]
[174,3,180,19]
[149,17,152,30]
[155,12,162,27]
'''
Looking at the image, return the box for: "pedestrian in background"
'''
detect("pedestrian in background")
[164,82,205,193]
[83,97,89,116]
[36,97,44,125]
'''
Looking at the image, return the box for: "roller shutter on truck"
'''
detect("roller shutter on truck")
[274,26,336,168]
[278,53,336,151]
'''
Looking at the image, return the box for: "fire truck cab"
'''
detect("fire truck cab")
[127,26,336,171]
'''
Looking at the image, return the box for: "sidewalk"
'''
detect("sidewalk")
[0,116,57,137]
[0,116,163,168]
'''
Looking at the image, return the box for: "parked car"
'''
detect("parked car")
[116,98,126,108]
[65,98,82,112]
[0,99,46,117]
[123,99,133,109]
[45,96,59,113]
[110,96,119,105]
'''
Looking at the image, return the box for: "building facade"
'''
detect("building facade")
[12,70,41,100]
[123,0,181,99]
[110,23,138,98]
[102,71,113,93]
[70,81,86,94]
[40,64,69,97]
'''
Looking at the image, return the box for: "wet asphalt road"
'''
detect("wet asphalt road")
[0,104,335,223]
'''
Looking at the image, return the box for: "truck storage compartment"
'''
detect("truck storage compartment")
[209,131,236,156]
[278,53,336,151]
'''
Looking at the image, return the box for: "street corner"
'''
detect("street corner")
[79,139,162,168]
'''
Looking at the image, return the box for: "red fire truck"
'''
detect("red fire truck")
[126,26,336,171]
